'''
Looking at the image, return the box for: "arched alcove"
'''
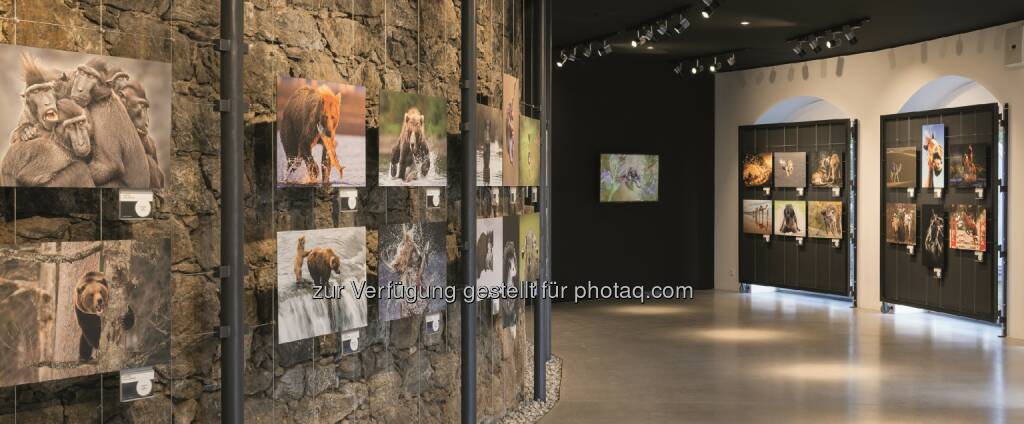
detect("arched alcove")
[898,75,999,113]
[754,96,848,124]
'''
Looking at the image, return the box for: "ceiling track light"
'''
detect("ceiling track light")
[825,32,842,49]
[726,53,736,67]
[792,41,807,57]
[568,47,578,62]
[582,43,593,58]
[673,62,684,75]
[808,37,822,53]
[556,49,568,68]
[673,15,691,34]
[656,20,669,36]
[844,27,859,45]
[600,40,613,56]
[631,29,641,48]
[701,0,720,19]
[691,59,703,75]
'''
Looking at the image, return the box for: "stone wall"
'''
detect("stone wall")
[0,0,531,423]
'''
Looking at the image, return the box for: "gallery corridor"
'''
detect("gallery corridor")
[541,292,1024,423]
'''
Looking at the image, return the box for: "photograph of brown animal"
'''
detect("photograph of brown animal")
[118,80,164,187]
[74,271,109,361]
[390,107,431,182]
[279,83,343,184]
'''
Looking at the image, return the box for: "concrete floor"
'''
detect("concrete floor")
[539,290,1024,423]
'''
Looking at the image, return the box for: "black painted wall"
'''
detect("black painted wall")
[552,60,715,298]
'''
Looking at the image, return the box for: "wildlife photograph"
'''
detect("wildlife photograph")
[0,44,172,189]
[773,152,806,188]
[519,115,541,186]
[948,143,988,188]
[0,239,171,388]
[886,146,917,188]
[276,76,366,187]
[276,227,367,344]
[921,124,946,189]
[742,199,773,235]
[379,91,447,186]
[741,152,773,187]
[810,150,843,188]
[476,217,504,288]
[519,213,541,283]
[503,216,521,328]
[773,200,807,237]
[599,153,659,202]
[921,205,947,269]
[378,222,447,322]
[503,74,521,186]
[807,201,843,239]
[885,203,917,245]
[475,104,503,186]
[949,204,987,252]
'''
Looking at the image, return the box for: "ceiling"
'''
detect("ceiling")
[553,0,1024,71]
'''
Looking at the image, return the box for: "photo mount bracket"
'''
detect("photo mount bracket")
[975,251,985,262]
[907,245,915,255]
[933,188,943,199]
[907,187,915,198]
[933,268,943,279]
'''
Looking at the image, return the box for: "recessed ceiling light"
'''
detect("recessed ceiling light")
[741,21,750,26]
[646,45,655,50]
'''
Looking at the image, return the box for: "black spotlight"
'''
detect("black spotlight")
[673,16,691,34]
[568,47,577,62]
[726,53,736,67]
[582,43,593,58]
[808,37,822,53]
[656,20,669,36]
[643,26,655,43]
[708,57,719,73]
[673,62,685,75]
[701,0,720,19]
[600,40,613,56]
[556,50,568,68]
[844,28,859,45]
[792,42,807,57]
[691,59,703,74]
[826,32,842,49]
[631,30,642,48]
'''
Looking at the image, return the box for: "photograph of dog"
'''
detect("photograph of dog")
[503,74,520,186]
[886,147,917,188]
[276,76,366,187]
[0,240,170,388]
[0,44,171,189]
[476,217,504,289]
[476,104,503,186]
[276,227,367,344]
[773,200,807,237]
[808,201,843,239]
[774,152,806,188]
[379,91,447,187]
[378,222,447,322]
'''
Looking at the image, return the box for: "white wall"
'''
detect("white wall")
[714,22,1024,338]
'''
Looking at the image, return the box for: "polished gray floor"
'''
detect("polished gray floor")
[540,290,1024,423]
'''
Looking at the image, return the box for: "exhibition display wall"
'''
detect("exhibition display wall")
[879,104,1004,322]
[738,120,853,297]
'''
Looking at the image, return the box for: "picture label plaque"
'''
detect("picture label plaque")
[832,187,841,197]
[118,189,154,220]
[933,188,943,198]
[426,188,442,208]
[907,187,915,198]
[763,234,771,243]
[120,367,155,402]
[425,312,442,335]
[796,237,804,246]
[975,187,985,199]
[341,330,360,354]
[975,251,985,262]
[763,187,771,196]
[339,188,358,212]
[907,245,915,255]
[796,187,804,197]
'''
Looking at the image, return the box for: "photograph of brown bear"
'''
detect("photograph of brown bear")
[276,77,366,187]
[0,44,171,189]
[378,222,447,322]
[502,75,521,186]
[0,239,171,388]
[378,91,447,186]
[276,227,368,344]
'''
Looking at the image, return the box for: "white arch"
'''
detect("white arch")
[898,75,999,113]
[754,96,847,124]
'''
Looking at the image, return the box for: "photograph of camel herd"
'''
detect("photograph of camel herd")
[0,44,171,189]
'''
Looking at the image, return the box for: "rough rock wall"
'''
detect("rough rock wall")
[0,0,530,423]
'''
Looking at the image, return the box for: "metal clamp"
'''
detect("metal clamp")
[215,39,250,54]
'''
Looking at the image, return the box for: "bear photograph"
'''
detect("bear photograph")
[0,240,171,388]
[379,91,447,186]
[886,146,917,188]
[0,44,171,189]
[378,222,448,322]
[276,227,368,344]
[475,104,503,186]
[773,200,807,237]
[476,217,504,288]
[519,116,541,187]
[502,74,521,186]
[276,76,366,187]
[773,152,806,188]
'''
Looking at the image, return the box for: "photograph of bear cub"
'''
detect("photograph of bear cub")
[0,239,171,388]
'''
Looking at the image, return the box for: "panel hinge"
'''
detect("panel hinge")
[216,39,250,54]
[217,326,231,338]
[216,265,232,279]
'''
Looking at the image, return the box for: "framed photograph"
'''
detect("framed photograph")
[379,91,447,186]
[475,104,503,186]
[741,152,773,188]
[773,152,806,188]
[949,204,987,252]
[502,75,520,186]
[378,223,447,321]
[519,213,541,282]
[886,146,917,188]
[921,124,945,189]
[476,217,504,288]
[502,216,521,328]
[921,205,946,269]
[276,76,366,187]
[948,144,988,188]
[885,203,917,245]
[0,44,172,188]
[809,150,843,188]
[599,154,659,202]
[773,200,807,237]
[519,116,541,186]
[808,201,843,239]
[742,199,773,235]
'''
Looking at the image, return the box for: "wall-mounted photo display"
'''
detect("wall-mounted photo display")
[921,205,947,269]
[809,150,843,188]
[519,116,541,186]
[519,213,541,283]
[0,239,171,388]
[886,146,917,188]
[475,104,503,186]
[773,200,806,237]
[949,204,987,252]
[0,44,172,189]
[379,91,447,186]
[808,201,843,239]
[921,124,946,189]
[599,154,659,202]
[741,199,773,235]
[885,203,917,245]
[502,75,521,186]
[476,217,504,288]
[741,152,773,187]
[378,222,448,322]
[502,216,520,328]
[948,143,988,188]
[773,152,806,188]
[276,227,367,344]
[276,77,366,187]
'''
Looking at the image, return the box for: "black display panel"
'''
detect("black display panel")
[879,104,999,322]
[738,120,853,297]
